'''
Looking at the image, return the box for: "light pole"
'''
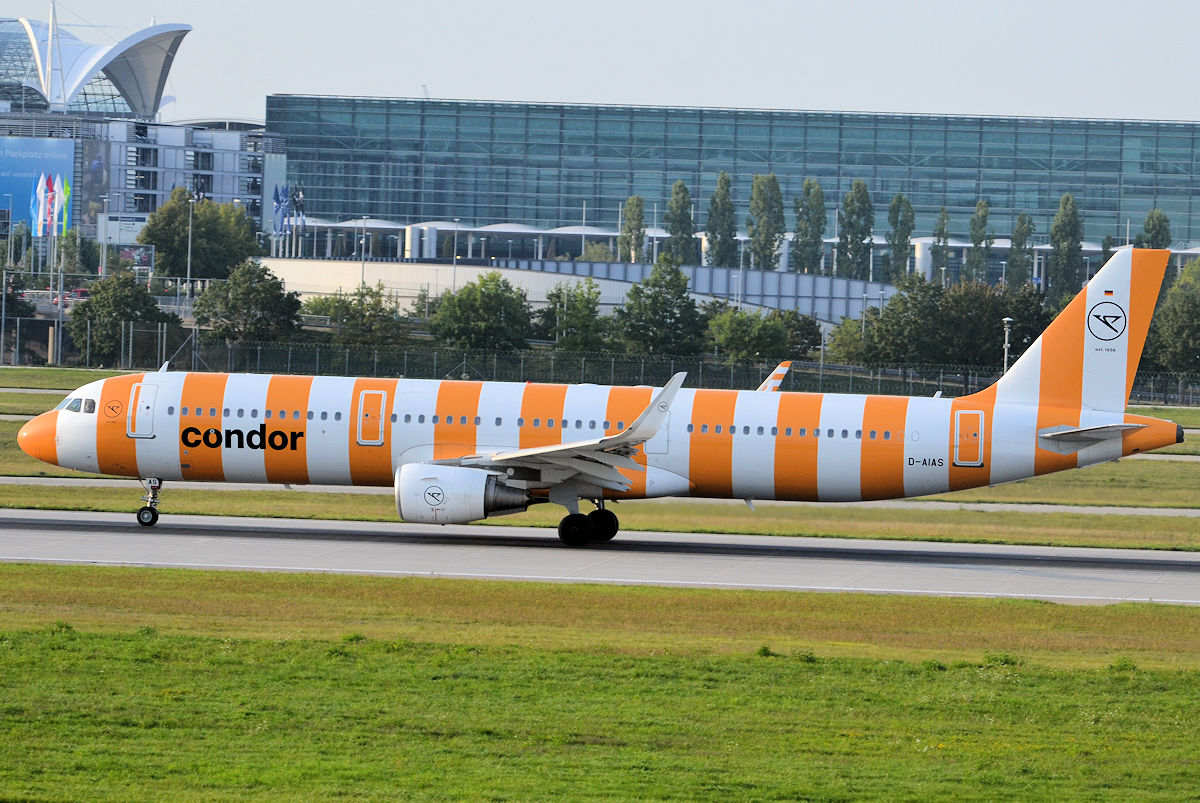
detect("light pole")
[185,193,197,307]
[360,215,367,287]
[1002,316,1014,373]
[452,217,459,292]
[1000,260,1007,286]
[2,193,11,268]
[861,293,868,335]
[100,195,110,275]
[507,239,513,260]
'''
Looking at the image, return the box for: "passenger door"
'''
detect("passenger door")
[127,383,157,439]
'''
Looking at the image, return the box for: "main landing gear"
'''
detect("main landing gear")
[556,502,620,547]
[136,478,161,527]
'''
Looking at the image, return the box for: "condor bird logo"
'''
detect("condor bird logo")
[423,486,445,506]
[1087,301,1127,341]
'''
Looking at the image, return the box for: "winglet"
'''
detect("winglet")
[603,372,687,449]
[756,361,792,392]
[158,361,170,373]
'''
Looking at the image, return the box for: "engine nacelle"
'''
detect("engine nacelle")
[395,463,530,524]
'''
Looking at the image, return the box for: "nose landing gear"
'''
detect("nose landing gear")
[137,478,161,526]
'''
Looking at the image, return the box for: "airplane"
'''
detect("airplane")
[17,248,1183,546]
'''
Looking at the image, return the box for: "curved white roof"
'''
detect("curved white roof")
[5,17,189,116]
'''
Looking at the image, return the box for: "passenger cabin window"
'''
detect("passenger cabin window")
[167,406,175,415]
[322,411,329,421]
[334,412,342,421]
[210,408,217,417]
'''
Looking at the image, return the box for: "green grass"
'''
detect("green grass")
[2,566,1200,799]
[0,391,65,416]
[927,460,1200,508]
[1130,404,1200,428]
[0,366,125,390]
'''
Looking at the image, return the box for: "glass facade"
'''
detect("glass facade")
[267,95,1200,247]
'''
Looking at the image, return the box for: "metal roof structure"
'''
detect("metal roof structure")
[0,14,189,117]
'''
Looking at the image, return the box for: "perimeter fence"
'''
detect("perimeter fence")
[5,321,1199,406]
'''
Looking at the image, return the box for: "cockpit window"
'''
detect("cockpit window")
[83,399,96,414]
[64,398,82,413]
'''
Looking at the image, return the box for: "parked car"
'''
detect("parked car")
[52,288,90,305]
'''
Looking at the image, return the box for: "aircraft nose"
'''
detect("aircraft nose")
[18,412,59,465]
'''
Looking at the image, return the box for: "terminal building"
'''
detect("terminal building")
[0,15,278,253]
[267,95,1200,275]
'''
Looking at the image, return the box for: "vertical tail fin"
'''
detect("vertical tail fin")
[993,248,1168,413]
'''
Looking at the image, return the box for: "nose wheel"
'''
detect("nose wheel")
[137,478,162,527]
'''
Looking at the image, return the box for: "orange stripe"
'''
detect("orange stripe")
[1122,413,1179,456]
[178,373,229,481]
[264,375,313,484]
[1125,250,1169,399]
[96,374,144,477]
[518,383,568,449]
[948,385,996,491]
[860,395,909,500]
[688,389,738,497]
[1035,298,1085,475]
[348,378,398,485]
[433,381,484,460]
[773,392,822,501]
[604,386,652,498]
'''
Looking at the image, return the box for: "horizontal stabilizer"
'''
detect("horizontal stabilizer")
[1036,423,1145,454]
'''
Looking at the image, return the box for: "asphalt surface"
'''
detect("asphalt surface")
[1,509,1197,606]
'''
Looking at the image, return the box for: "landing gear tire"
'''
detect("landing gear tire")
[137,478,162,527]
[557,513,594,547]
[136,506,159,527]
[587,509,619,542]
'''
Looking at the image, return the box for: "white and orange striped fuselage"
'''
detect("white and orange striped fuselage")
[16,248,1184,542]
[18,372,1180,501]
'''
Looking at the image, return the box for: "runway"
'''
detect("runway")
[0,509,1198,606]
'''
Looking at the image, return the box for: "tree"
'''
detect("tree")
[1135,208,1171,250]
[746,174,785,271]
[707,307,788,366]
[431,272,531,351]
[66,268,179,365]
[705,171,738,268]
[1100,235,1117,267]
[836,179,874,280]
[1007,213,1036,287]
[964,199,994,283]
[867,273,946,366]
[884,193,915,281]
[765,308,822,359]
[614,254,705,355]
[577,242,616,262]
[405,285,445,323]
[617,196,645,263]
[931,207,951,285]
[193,261,300,343]
[1048,193,1083,305]
[1146,257,1200,373]
[791,178,826,274]
[537,278,609,352]
[137,187,262,280]
[664,180,697,264]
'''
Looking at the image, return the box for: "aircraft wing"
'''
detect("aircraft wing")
[755,361,792,392]
[455,372,687,491]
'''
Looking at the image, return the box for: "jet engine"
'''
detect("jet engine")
[395,463,530,524]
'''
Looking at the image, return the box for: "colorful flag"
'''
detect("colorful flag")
[57,177,71,235]
[34,173,47,237]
